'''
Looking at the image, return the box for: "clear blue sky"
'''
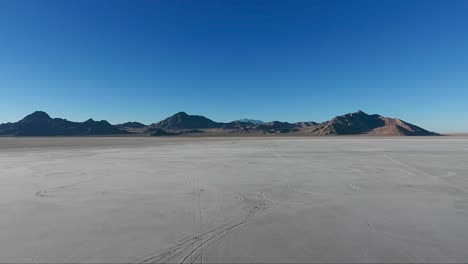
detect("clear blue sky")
[1,0,467,132]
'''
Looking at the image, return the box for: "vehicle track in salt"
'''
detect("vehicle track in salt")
[34,172,96,198]
[383,154,468,196]
[135,192,269,264]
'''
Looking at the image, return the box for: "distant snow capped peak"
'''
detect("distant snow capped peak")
[237,118,264,124]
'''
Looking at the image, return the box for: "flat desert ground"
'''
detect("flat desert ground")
[1,137,468,263]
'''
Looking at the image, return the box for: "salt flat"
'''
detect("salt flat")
[1,137,468,263]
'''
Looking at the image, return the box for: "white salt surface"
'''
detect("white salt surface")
[1,137,468,263]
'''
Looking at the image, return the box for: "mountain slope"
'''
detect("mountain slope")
[369,116,438,136]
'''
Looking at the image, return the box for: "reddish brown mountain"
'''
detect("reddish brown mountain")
[309,110,438,136]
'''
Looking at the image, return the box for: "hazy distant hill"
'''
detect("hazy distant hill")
[0,111,126,136]
[237,118,264,124]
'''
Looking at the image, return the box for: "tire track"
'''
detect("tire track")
[135,193,268,264]
[34,172,94,198]
[384,154,467,195]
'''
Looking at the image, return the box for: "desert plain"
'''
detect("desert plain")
[1,137,468,263]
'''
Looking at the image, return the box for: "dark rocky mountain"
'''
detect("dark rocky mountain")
[308,110,438,136]
[148,112,223,131]
[0,111,126,136]
[115,122,146,129]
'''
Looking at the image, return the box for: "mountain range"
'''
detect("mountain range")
[0,110,439,136]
